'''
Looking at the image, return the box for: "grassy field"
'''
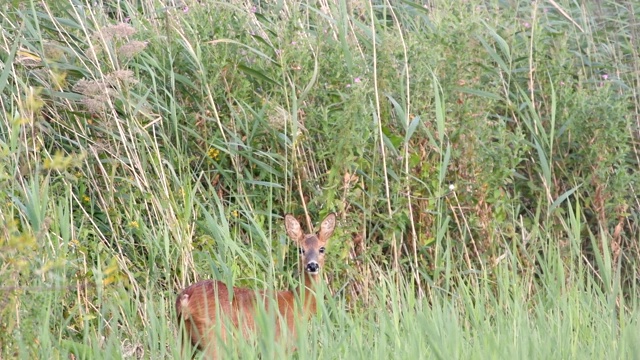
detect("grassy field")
[1,0,640,358]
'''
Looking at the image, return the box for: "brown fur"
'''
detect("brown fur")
[176,213,336,359]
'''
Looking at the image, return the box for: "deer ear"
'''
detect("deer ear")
[284,214,304,242]
[318,213,336,241]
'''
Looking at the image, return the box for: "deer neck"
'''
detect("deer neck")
[298,271,320,316]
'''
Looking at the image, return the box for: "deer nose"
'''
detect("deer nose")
[305,262,320,273]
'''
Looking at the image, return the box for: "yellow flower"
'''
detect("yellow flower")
[129,221,139,229]
[207,148,220,160]
[69,239,80,248]
[43,151,74,171]
[50,69,67,90]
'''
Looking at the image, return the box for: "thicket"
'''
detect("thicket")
[1,0,639,358]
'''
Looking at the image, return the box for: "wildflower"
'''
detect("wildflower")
[25,87,44,113]
[118,40,147,59]
[81,97,107,113]
[354,77,361,83]
[208,148,220,160]
[99,22,136,41]
[82,195,91,203]
[107,69,137,84]
[73,78,108,97]
[50,69,68,89]
[449,184,455,191]
[73,79,111,113]
[129,220,139,229]
[602,74,609,80]
[523,22,531,28]
[44,151,83,171]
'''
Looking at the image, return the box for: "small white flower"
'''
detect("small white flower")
[448,184,455,191]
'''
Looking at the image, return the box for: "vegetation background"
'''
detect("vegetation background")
[1,0,639,358]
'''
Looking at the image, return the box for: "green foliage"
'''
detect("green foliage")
[1,0,639,358]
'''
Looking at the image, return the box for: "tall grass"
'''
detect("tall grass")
[1,0,639,358]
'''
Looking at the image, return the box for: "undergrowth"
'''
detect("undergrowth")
[1,0,639,358]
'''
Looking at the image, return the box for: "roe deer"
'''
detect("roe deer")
[176,213,337,359]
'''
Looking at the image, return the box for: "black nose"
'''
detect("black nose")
[306,262,319,273]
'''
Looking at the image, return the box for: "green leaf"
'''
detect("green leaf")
[237,64,281,87]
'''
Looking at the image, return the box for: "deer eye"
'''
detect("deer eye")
[298,248,305,255]
[319,247,326,254]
